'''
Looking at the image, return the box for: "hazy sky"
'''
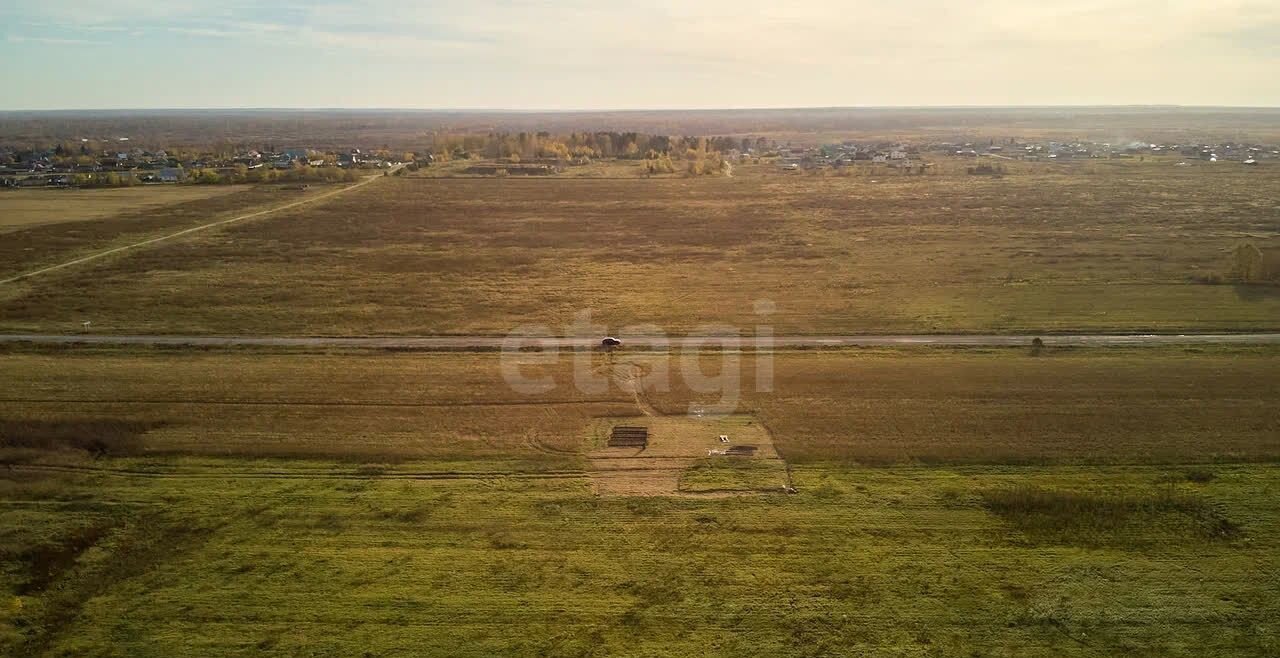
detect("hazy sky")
[2,0,1277,110]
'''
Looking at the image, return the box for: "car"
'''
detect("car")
[600,337,622,347]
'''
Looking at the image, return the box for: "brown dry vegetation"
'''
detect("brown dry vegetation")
[0,186,246,234]
[642,347,1280,465]
[1,346,1276,467]
[0,349,632,467]
[586,414,784,495]
[0,184,324,282]
[1,160,1276,335]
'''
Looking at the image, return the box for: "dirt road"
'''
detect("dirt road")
[1,332,1277,349]
[0,166,403,285]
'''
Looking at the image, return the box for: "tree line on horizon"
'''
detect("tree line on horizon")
[428,132,771,175]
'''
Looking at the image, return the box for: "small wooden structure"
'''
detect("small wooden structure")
[608,426,649,448]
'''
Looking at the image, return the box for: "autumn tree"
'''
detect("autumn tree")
[1232,243,1265,283]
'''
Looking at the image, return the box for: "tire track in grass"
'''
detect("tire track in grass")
[0,166,402,285]
[7,462,588,481]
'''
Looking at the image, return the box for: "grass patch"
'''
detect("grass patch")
[1184,468,1217,483]
[0,462,1275,656]
[0,419,159,457]
[0,186,247,234]
[1,510,216,656]
[678,458,789,493]
[980,484,1242,547]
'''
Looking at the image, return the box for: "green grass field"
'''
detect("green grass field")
[2,460,1276,656]
[2,346,1278,655]
[1,160,1277,335]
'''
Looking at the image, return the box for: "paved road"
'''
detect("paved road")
[2,333,1278,349]
[0,166,403,285]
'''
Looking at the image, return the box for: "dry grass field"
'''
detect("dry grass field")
[0,348,631,468]
[0,186,246,234]
[2,140,1279,655]
[1,160,1276,335]
[648,347,1280,465]
[1,346,1275,467]
[0,184,330,284]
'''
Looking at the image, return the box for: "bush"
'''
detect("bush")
[1231,243,1264,282]
[0,419,158,457]
[1184,469,1216,483]
[980,485,1241,546]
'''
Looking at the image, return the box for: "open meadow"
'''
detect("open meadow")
[0,186,247,234]
[1,159,1276,335]
[1,346,1277,466]
[1,345,1278,655]
[0,183,350,286]
[2,135,1279,656]
[5,7,1280,654]
[2,461,1277,657]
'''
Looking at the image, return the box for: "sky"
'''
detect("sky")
[1,0,1278,110]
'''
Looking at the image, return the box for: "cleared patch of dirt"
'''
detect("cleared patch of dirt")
[586,414,788,496]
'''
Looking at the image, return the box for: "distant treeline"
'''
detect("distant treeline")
[429,132,768,161]
[189,165,359,185]
[6,108,1280,148]
[429,132,764,176]
[59,165,359,188]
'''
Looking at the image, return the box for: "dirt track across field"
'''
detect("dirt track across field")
[0,166,403,285]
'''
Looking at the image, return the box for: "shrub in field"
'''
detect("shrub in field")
[1184,468,1216,483]
[1231,243,1265,283]
[980,485,1240,546]
[0,419,157,457]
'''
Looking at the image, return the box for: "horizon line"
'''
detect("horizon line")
[4,104,1280,114]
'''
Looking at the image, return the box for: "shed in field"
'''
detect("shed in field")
[608,426,649,448]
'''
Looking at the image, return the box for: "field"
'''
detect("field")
[0,184,333,285]
[1,160,1276,335]
[1,345,1278,656]
[2,346,1276,467]
[0,186,249,234]
[2,462,1277,656]
[2,124,1279,656]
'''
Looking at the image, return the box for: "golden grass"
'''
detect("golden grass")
[646,347,1280,465]
[1,346,1276,467]
[0,185,326,283]
[0,349,632,466]
[2,160,1276,334]
[0,186,247,233]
